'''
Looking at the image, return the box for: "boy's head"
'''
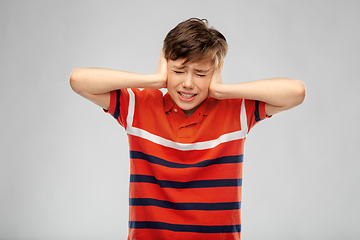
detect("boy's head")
[163,18,228,68]
[163,18,228,116]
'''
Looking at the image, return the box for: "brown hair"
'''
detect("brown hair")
[163,18,228,67]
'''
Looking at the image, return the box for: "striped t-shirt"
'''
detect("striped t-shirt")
[105,88,268,240]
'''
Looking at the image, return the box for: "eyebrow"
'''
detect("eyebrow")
[173,65,211,73]
[194,68,211,73]
[173,65,187,70]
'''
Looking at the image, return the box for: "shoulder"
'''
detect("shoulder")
[127,89,166,110]
[205,98,243,122]
[121,88,165,102]
[210,98,243,111]
[209,98,265,122]
[130,88,165,98]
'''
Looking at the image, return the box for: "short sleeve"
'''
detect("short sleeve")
[103,90,120,118]
[103,89,130,129]
[244,99,271,132]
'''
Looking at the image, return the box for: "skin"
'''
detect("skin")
[167,58,214,116]
[70,49,306,117]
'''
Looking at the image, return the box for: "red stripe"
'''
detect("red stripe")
[128,228,241,240]
[130,161,243,181]
[129,206,241,225]
[129,183,242,202]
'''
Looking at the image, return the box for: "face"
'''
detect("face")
[167,58,214,116]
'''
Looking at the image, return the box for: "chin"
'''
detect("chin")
[177,103,197,111]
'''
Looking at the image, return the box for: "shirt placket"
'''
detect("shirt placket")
[177,112,204,139]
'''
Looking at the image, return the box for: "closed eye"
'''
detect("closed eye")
[197,74,206,77]
[173,71,184,74]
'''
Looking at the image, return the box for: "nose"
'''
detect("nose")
[182,73,194,89]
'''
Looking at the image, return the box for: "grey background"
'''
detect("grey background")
[1,0,359,239]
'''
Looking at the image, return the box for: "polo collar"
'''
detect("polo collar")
[163,93,175,113]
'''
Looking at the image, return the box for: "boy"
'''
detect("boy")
[70,18,305,240]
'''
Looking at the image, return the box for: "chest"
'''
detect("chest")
[132,102,241,143]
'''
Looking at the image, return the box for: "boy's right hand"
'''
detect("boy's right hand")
[208,62,224,99]
[154,48,168,89]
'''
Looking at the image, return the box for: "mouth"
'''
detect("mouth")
[178,92,197,102]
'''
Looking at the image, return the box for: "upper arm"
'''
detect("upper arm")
[264,103,288,116]
[83,92,111,110]
[69,73,111,110]
[264,79,306,116]
[73,89,111,110]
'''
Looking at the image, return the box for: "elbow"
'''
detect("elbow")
[69,68,83,94]
[294,79,306,106]
[289,79,306,108]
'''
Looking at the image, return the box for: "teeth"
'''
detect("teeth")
[179,92,196,98]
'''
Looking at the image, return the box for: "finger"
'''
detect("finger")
[218,61,224,71]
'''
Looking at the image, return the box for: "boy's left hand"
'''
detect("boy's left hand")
[154,48,168,89]
[208,63,223,99]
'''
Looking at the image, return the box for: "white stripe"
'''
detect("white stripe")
[240,99,248,134]
[126,89,248,151]
[126,88,135,128]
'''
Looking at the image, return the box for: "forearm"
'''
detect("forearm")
[211,77,306,109]
[70,68,164,95]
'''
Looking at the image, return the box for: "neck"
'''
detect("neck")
[183,106,199,117]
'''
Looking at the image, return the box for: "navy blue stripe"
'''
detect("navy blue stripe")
[254,100,261,122]
[130,198,241,211]
[130,151,243,168]
[113,89,121,119]
[130,174,242,189]
[129,221,241,233]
